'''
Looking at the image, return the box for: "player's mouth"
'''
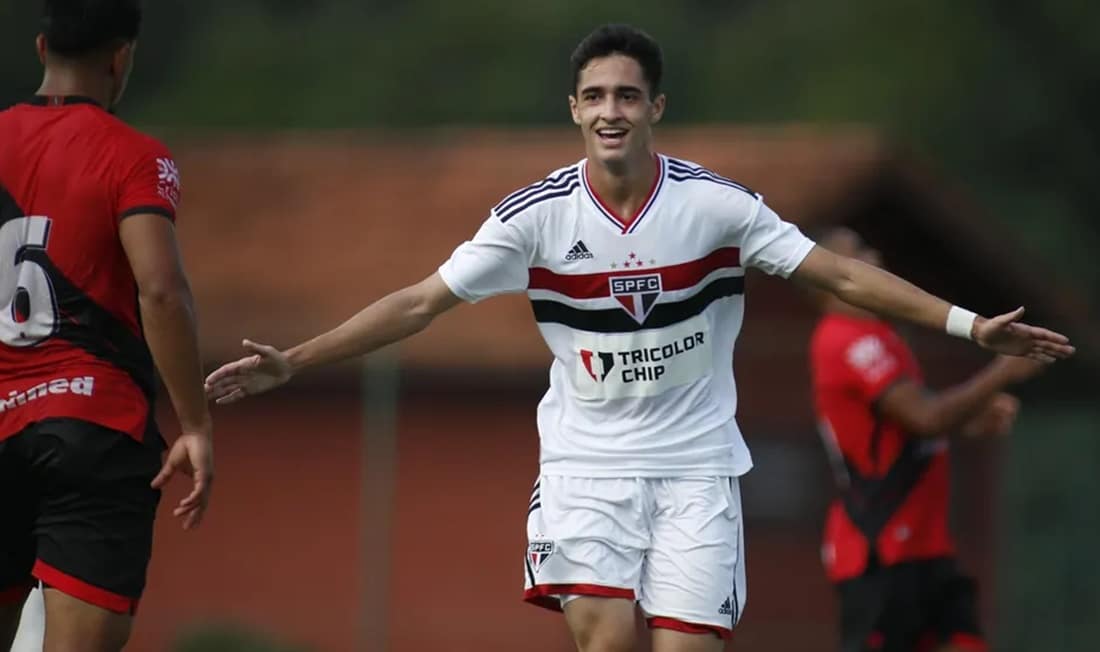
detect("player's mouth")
[595,127,629,148]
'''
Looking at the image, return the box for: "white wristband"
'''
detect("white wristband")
[946,306,978,340]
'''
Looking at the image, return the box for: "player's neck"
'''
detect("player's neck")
[37,67,112,109]
[586,151,658,216]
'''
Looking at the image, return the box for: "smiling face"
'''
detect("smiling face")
[569,53,666,172]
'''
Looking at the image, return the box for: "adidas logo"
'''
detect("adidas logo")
[717,597,733,616]
[564,240,595,261]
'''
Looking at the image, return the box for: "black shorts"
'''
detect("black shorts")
[838,557,986,652]
[0,418,162,614]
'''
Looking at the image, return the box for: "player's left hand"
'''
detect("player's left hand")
[973,307,1075,362]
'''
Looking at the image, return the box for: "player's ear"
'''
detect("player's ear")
[650,93,666,124]
[35,34,48,64]
[111,41,135,77]
[107,41,136,108]
[568,95,582,126]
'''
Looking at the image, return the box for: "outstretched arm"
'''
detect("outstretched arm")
[877,356,1040,439]
[791,246,1075,361]
[205,272,461,404]
[287,272,461,373]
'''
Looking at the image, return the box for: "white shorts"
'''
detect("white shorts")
[523,475,747,638]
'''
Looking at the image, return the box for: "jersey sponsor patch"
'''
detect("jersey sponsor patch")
[156,157,181,209]
[573,315,711,399]
[845,334,897,383]
[0,376,95,414]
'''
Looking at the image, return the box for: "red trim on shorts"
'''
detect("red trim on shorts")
[949,632,988,651]
[647,616,732,640]
[523,583,635,612]
[32,560,137,615]
[0,581,33,606]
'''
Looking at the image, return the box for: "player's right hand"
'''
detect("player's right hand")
[973,307,1075,362]
[204,339,293,404]
[152,430,214,530]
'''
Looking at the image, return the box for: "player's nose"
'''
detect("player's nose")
[597,96,626,121]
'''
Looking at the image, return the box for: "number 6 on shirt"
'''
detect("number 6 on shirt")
[0,215,58,347]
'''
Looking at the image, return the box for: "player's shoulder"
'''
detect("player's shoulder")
[491,160,583,223]
[97,113,174,161]
[663,154,758,199]
[0,102,39,135]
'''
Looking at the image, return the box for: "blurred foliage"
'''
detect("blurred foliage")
[1,0,1097,296]
[997,403,1100,652]
[172,623,312,652]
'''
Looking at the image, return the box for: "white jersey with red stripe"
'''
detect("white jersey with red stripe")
[439,154,815,477]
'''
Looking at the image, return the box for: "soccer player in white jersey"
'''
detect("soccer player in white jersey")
[205,24,1074,652]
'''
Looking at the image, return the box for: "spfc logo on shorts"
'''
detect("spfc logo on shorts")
[528,540,555,574]
[610,273,662,324]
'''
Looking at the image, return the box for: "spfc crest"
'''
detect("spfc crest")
[528,540,555,574]
[610,273,662,324]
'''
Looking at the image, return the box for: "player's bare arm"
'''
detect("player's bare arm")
[791,245,1075,361]
[875,355,1042,438]
[204,272,461,404]
[119,214,213,530]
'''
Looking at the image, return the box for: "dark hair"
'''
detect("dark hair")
[570,24,663,97]
[41,0,142,57]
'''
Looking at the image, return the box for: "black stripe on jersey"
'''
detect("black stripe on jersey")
[498,176,580,223]
[666,160,757,197]
[530,275,744,333]
[840,434,934,545]
[1,184,24,227]
[27,251,157,399]
[494,167,578,214]
[119,205,175,221]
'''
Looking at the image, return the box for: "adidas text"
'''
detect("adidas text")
[565,240,595,261]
